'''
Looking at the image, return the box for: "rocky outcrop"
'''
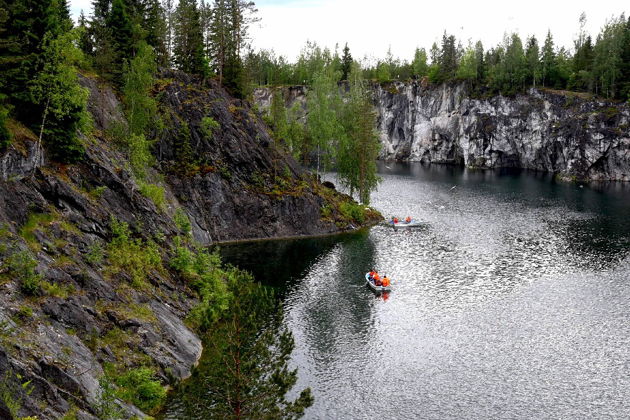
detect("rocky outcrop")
[254,83,630,181]
[375,82,630,181]
[0,71,377,419]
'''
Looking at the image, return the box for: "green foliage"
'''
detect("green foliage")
[19,212,55,251]
[170,240,231,330]
[339,201,366,224]
[411,47,428,78]
[128,133,155,179]
[94,376,123,420]
[107,218,162,287]
[138,181,166,210]
[85,241,105,265]
[123,41,159,139]
[306,68,343,175]
[110,367,166,414]
[0,106,11,150]
[41,280,73,298]
[174,208,192,236]
[336,64,381,204]
[16,305,33,319]
[200,116,220,139]
[30,29,92,163]
[173,0,207,76]
[7,251,42,296]
[179,278,313,419]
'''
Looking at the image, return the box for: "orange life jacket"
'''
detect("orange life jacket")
[382,277,390,287]
[405,216,411,223]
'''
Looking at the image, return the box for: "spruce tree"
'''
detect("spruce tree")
[525,36,540,87]
[106,0,134,85]
[173,0,206,75]
[540,30,556,87]
[144,0,168,66]
[340,43,352,81]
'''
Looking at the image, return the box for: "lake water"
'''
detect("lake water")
[174,163,630,419]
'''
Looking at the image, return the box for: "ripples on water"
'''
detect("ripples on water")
[179,164,630,419]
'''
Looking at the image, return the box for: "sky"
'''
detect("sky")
[69,0,628,63]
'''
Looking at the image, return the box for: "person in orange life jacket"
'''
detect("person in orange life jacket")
[369,269,376,280]
[374,273,382,286]
[405,216,411,223]
[393,217,399,223]
[382,276,390,287]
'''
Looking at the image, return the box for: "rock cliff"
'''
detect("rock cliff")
[374,82,630,181]
[254,83,630,181]
[0,71,378,419]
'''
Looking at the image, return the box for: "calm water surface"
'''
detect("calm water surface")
[178,163,630,419]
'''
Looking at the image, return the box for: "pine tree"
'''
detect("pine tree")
[173,0,206,75]
[181,279,314,419]
[340,43,352,81]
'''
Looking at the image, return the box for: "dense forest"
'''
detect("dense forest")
[246,13,630,100]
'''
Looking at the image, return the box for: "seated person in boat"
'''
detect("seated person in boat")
[374,274,382,286]
[405,216,411,223]
[382,276,390,287]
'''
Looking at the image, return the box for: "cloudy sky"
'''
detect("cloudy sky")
[69,0,627,62]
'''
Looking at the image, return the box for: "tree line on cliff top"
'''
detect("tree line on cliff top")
[246,12,630,101]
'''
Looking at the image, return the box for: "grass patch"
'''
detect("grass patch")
[106,366,166,415]
[19,212,55,252]
[6,251,42,295]
[138,181,166,211]
[107,218,163,288]
[41,280,74,298]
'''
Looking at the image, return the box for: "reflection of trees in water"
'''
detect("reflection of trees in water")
[219,234,345,294]
[555,217,630,269]
[288,230,378,364]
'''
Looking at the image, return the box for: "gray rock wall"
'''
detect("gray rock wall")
[374,82,630,181]
[254,83,630,181]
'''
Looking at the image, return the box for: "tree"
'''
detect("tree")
[337,64,381,204]
[30,29,91,163]
[340,43,352,81]
[456,44,476,81]
[474,41,485,83]
[104,0,134,85]
[144,0,168,66]
[502,33,526,93]
[181,277,313,419]
[540,30,556,87]
[525,36,540,87]
[411,47,428,78]
[592,15,626,98]
[437,32,458,83]
[173,0,207,75]
[0,0,72,122]
[208,0,258,94]
[306,67,342,176]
